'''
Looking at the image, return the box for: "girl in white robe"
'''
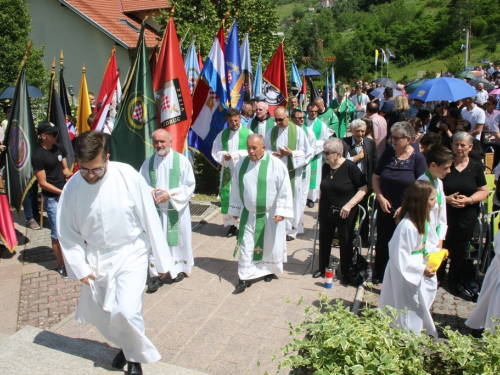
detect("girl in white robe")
[378,180,441,337]
[466,231,500,334]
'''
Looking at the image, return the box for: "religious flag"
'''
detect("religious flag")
[153,16,193,154]
[386,48,396,59]
[48,59,74,170]
[381,49,388,63]
[331,66,336,99]
[110,21,157,171]
[253,52,262,96]
[3,62,38,213]
[375,49,379,67]
[197,47,204,71]
[325,75,330,107]
[240,33,253,102]
[262,43,288,115]
[189,21,228,167]
[290,58,301,98]
[76,65,91,134]
[225,20,243,110]
[184,36,200,96]
[308,76,320,103]
[59,51,76,140]
[0,178,17,252]
[299,74,307,110]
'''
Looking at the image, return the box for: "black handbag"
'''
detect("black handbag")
[348,246,368,286]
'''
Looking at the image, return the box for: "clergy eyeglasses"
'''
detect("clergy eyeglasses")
[80,162,106,175]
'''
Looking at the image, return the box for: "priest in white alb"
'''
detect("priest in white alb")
[211,108,252,237]
[57,131,173,375]
[229,134,293,293]
[306,102,331,208]
[249,100,275,138]
[265,106,312,241]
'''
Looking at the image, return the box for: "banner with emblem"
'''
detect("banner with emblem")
[3,54,38,213]
[239,33,253,102]
[184,36,200,96]
[153,15,193,154]
[110,21,157,171]
[225,19,243,110]
[262,42,288,116]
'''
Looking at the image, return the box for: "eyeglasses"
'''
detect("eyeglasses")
[275,117,287,122]
[391,135,406,141]
[80,162,106,176]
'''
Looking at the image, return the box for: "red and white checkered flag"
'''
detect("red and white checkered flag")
[132,103,143,122]
[161,94,171,111]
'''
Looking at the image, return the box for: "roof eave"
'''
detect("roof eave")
[59,0,130,49]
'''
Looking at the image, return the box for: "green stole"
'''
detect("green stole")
[308,119,323,189]
[412,221,429,257]
[250,117,274,134]
[220,126,250,214]
[149,151,180,246]
[425,170,443,236]
[233,154,270,261]
[270,124,297,197]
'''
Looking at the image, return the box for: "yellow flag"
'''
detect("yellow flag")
[375,50,379,67]
[77,64,91,134]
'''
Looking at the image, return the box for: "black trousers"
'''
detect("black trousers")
[439,208,478,284]
[358,193,370,240]
[374,209,397,280]
[318,207,358,276]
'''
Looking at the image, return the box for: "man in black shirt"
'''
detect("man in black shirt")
[32,122,71,278]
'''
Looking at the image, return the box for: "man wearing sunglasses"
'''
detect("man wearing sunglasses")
[32,121,71,278]
[57,131,173,374]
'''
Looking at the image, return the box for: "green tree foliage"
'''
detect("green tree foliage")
[0,0,49,93]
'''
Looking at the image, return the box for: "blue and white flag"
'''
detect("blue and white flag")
[381,49,388,63]
[386,48,396,59]
[331,66,336,99]
[325,75,330,107]
[290,58,301,98]
[225,19,243,109]
[239,33,253,102]
[189,23,228,167]
[253,52,262,96]
[184,36,200,96]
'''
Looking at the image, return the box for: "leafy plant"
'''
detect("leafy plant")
[272,294,500,375]
[446,56,464,76]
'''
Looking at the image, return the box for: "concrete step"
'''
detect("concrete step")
[2,326,207,374]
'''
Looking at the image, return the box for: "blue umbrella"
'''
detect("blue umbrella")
[409,77,477,102]
[0,85,44,99]
[370,87,403,99]
[298,68,321,77]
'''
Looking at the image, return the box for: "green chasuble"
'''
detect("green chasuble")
[220,126,251,214]
[148,151,180,246]
[329,98,354,138]
[308,119,323,189]
[234,154,271,261]
[250,117,275,134]
[270,124,297,197]
[317,107,339,136]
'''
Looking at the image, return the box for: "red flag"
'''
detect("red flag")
[262,43,288,116]
[0,178,17,252]
[153,16,193,153]
[91,73,120,132]
[197,49,203,72]
[95,48,119,114]
[299,74,307,110]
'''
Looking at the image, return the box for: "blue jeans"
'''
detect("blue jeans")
[23,182,39,221]
[44,196,59,240]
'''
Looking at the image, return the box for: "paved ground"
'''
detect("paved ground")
[0,201,481,374]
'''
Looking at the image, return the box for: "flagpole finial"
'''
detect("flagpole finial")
[51,57,56,74]
[60,49,64,68]
[235,10,239,18]
[82,63,86,73]
[170,5,175,15]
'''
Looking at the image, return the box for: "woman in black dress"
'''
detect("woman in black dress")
[313,138,367,283]
[441,132,488,293]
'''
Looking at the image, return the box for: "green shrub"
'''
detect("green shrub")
[271,294,500,375]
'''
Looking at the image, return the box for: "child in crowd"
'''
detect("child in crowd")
[378,180,441,337]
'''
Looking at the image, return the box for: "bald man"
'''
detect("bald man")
[140,129,196,292]
[249,101,275,138]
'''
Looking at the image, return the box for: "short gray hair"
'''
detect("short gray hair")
[452,131,473,146]
[324,138,344,154]
[390,121,416,141]
[350,119,367,131]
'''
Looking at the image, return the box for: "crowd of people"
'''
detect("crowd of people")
[4,73,500,373]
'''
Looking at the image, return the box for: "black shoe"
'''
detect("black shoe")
[306,199,314,208]
[147,277,163,293]
[264,274,274,282]
[312,270,324,278]
[234,279,251,293]
[112,349,126,369]
[226,225,237,238]
[286,235,294,241]
[372,277,381,285]
[173,272,185,283]
[57,266,68,279]
[234,228,239,237]
[127,362,143,375]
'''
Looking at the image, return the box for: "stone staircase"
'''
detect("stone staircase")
[0,326,207,374]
